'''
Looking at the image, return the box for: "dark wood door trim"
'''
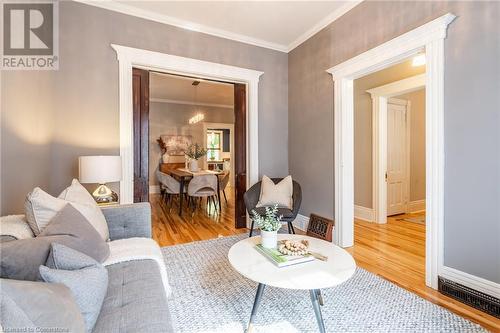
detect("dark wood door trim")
[132,68,149,203]
[234,83,247,228]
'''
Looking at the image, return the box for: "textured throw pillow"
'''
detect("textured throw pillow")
[0,204,110,281]
[256,175,293,209]
[0,278,85,333]
[40,243,108,333]
[24,179,109,240]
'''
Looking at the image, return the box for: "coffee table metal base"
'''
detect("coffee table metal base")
[246,283,326,333]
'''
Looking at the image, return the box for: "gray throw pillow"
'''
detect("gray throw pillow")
[40,204,110,263]
[0,278,85,333]
[0,204,109,281]
[39,243,108,333]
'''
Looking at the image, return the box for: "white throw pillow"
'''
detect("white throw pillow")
[24,179,109,241]
[256,175,293,209]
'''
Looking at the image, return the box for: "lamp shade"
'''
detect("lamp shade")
[79,156,122,184]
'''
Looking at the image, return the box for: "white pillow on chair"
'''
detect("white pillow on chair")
[256,175,293,209]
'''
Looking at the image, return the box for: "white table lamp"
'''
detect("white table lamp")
[79,156,122,203]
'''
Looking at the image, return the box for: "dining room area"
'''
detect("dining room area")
[146,71,246,246]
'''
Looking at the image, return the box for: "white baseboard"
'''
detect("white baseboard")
[408,199,426,213]
[440,265,500,299]
[149,185,160,194]
[293,214,310,231]
[354,205,375,222]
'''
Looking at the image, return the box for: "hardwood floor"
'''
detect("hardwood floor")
[151,195,499,331]
[151,186,246,247]
[347,215,500,332]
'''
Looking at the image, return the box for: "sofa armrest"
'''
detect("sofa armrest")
[101,203,152,241]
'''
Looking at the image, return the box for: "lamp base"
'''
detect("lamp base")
[92,184,118,204]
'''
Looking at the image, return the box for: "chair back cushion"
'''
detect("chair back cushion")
[156,170,180,193]
[256,175,293,209]
[187,174,218,196]
[219,171,230,190]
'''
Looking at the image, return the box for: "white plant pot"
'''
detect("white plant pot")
[261,230,278,249]
[190,159,199,172]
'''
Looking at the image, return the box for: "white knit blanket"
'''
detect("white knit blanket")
[104,237,172,297]
[0,215,34,240]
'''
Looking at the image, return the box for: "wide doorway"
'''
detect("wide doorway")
[352,56,427,286]
[132,68,248,245]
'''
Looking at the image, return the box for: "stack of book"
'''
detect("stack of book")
[255,244,315,267]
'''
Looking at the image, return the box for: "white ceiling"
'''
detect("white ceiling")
[150,72,234,107]
[79,1,362,52]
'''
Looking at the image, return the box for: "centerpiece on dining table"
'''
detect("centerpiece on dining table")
[185,143,208,172]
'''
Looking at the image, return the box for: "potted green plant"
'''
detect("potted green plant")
[251,205,283,248]
[185,143,208,172]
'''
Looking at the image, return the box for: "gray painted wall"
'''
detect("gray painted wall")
[353,61,425,208]
[149,102,234,186]
[1,71,55,211]
[1,1,288,214]
[288,1,499,282]
[1,0,498,284]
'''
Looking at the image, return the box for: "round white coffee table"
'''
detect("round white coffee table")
[228,234,356,333]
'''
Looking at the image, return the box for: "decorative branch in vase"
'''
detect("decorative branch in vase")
[157,137,168,163]
[185,143,208,172]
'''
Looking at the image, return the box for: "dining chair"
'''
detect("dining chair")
[156,170,184,210]
[218,170,230,204]
[187,174,219,216]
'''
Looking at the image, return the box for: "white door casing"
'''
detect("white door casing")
[326,13,456,289]
[111,45,263,230]
[387,99,410,216]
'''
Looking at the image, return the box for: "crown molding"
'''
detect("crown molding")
[74,0,288,52]
[150,98,233,109]
[327,13,456,79]
[287,0,363,52]
[74,0,363,54]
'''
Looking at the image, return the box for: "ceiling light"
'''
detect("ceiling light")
[189,113,204,124]
[412,54,426,67]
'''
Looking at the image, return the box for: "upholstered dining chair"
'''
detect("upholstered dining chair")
[218,171,231,204]
[244,178,302,237]
[187,174,219,216]
[156,170,184,210]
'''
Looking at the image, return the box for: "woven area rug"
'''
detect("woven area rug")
[162,235,485,333]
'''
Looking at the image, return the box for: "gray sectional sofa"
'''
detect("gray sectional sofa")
[95,203,173,333]
[1,203,174,333]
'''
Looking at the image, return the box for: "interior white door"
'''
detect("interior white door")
[387,100,409,216]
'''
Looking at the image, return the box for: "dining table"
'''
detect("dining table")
[166,168,224,216]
